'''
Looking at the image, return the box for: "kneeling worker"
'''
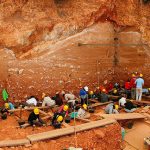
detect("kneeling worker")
[77,104,90,119]
[105,103,119,114]
[28,108,45,126]
[52,115,64,128]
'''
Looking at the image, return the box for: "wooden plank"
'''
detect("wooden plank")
[95,113,146,120]
[9,106,49,112]
[27,119,116,142]
[142,113,150,119]
[89,99,98,103]
[133,100,150,105]
[0,139,30,147]
[9,105,59,113]
[91,101,113,107]
[76,118,91,122]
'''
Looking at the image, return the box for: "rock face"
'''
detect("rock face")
[0,0,150,100]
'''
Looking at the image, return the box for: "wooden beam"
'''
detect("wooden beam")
[76,118,91,122]
[91,101,113,107]
[27,119,116,143]
[0,139,30,148]
[95,113,146,120]
[88,99,98,103]
[133,100,150,105]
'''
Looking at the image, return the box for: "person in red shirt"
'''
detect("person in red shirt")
[125,79,131,99]
[130,74,137,99]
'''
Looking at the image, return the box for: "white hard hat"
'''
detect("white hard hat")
[84,86,88,92]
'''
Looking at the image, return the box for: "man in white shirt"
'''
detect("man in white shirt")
[63,93,77,105]
[26,96,37,106]
[119,94,127,107]
[42,96,55,107]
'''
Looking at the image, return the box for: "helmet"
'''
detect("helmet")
[148,88,150,91]
[115,105,119,110]
[113,89,117,94]
[34,108,39,115]
[57,116,63,122]
[63,105,69,111]
[102,89,106,93]
[89,91,93,95]
[140,74,143,77]
[4,103,9,109]
[83,104,87,110]
[132,74,135,77]
[84,86,88,92]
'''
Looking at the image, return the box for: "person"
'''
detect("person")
[52,92,63,106]
[4,102,14,110]
[77,104,90,119]
[26,96,37,106]
[124,100,136,113]
[51,115,64,128]
[42,95,55,107]
[63,92,77,106]
[135,74,144,101]
[94,87,101,101]
[0,103,13,120]
[51,105,69,127]
[106,82,113,93]
[105,103,119,114]
[100,89,109,103]
[125,79,131,99]
[79,87,88,105]
[28,108,45,126]
[119,94,127,107]
[130,74,136,99]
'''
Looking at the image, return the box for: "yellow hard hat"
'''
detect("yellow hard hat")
[89,91,94,95]
[57,116,63,122]
[83,104,87,110]
[132,74,135,77]
[63,105,69,111]
[34,108,39,115]
[140,74,143,77]
[4,103,9,109]
[113,89,117,94]
[115,105,119,110]
[148,88,150,91]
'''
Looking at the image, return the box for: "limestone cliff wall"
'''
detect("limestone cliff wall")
[0,0,150,100]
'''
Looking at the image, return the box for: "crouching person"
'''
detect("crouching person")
[124,100,136,113]
[51,115,64,128]
[105,103,119,114]
[77,104,90,119]
[28,108,45,126]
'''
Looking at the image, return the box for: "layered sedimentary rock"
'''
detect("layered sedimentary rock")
[0,0,150,100]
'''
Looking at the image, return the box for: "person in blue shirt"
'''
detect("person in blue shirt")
[135,74,144,101]
[79,86,88,105]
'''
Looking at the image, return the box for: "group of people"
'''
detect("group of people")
[0,72,149,128]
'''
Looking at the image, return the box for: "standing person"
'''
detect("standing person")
[130,74,137,99]
[135,74,144,101]
[125,79,131,99]
[79,87,88,105]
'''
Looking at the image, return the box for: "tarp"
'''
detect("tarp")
[2,89,8,101]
